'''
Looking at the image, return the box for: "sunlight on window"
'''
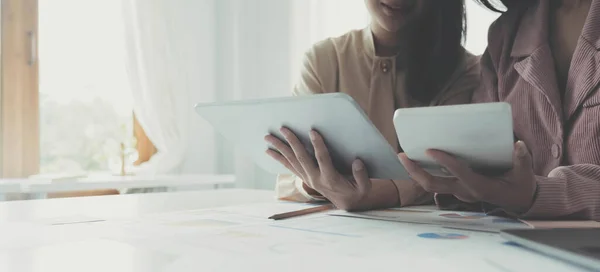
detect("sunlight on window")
[466,1,501,55]
[39,0,135,174]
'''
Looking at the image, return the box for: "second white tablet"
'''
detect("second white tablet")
[393,103,514,177]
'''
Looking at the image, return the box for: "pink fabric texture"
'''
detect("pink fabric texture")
[437,0,600,221]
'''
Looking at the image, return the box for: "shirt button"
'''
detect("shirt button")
[380,60,391,73]
[551,144,561,159]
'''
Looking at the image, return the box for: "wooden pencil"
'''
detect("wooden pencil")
[268,204,335,220]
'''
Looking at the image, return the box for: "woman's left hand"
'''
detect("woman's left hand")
[398,141,537,214]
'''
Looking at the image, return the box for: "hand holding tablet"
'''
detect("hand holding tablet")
[195,93,408,180]
[393,102,514,177]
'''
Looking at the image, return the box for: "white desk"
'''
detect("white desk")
[0,175,236,201]
[0,189,272,223]
[0,180,21,194]
[27,174,236,193]
[0,190,590,272]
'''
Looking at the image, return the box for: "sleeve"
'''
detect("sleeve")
[291,46,324,96]
[521,165,600,220]
[275,174,327,202]
[275,47,325,202]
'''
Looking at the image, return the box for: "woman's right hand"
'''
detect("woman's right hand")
[265,128,373,211]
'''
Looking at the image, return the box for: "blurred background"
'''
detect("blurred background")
[0,0,499,194]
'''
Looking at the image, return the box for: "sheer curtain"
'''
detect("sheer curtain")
[122,0,213,175]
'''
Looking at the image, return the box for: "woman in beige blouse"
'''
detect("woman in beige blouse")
[265,0,480,211]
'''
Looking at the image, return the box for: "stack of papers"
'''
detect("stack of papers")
[329,207,600,233]
[329,208,530,233]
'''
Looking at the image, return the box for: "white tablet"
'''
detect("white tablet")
[194,93,409,180]
[393,102,514,177]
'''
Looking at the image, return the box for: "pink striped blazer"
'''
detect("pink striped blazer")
[439,0,600,220]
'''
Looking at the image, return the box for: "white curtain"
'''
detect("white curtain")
[121,0,193,175]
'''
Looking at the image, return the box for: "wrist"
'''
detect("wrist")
[355,179,399,210]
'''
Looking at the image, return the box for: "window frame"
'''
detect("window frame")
[1,0,40,178]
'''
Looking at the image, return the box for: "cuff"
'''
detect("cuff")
[294,177,327,202]
[520,176,565,219]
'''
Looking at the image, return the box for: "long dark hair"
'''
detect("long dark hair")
[407,0,466,103]
[475,0,523,12]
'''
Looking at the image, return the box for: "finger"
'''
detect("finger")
[512,141,534,176]
[265,135,304,175]
[426,150,502,203]
[425,150,480,181]
[398,153,458,194]
[265,149,302,177]
[280,127,319,176]
[352,159,372,195]
[310,130,336,175]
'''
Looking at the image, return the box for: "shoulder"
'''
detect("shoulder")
[485,3,533,64]
[296,29,364,94]
[300,28,364,87]
[461,50,481,77]
[303,28,363,67]
[446,49,481,88]
[434,49,481,105]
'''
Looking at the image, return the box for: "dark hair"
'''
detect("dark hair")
[407,0,466,103]
[475,0,522,12]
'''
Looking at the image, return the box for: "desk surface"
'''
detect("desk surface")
[0,189,273,223]
[0,190,590,272]
[1,175,236,195]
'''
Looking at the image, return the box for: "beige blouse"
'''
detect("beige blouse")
[276,27,481,207]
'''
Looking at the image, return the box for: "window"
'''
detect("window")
[465,1,501,55]
[1,0,39,178]
[38,0,135,175]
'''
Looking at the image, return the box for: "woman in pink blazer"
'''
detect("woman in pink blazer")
[400,0,600,221]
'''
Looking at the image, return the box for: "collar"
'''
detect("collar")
[362,26,376,58]
[581,0,600,50]
[361,25,405,61]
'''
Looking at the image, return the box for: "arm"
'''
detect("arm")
[350,180,400,211]
[522,166,600,220]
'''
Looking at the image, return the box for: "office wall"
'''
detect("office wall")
[183,0,293,190]
[181,0,218,175]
